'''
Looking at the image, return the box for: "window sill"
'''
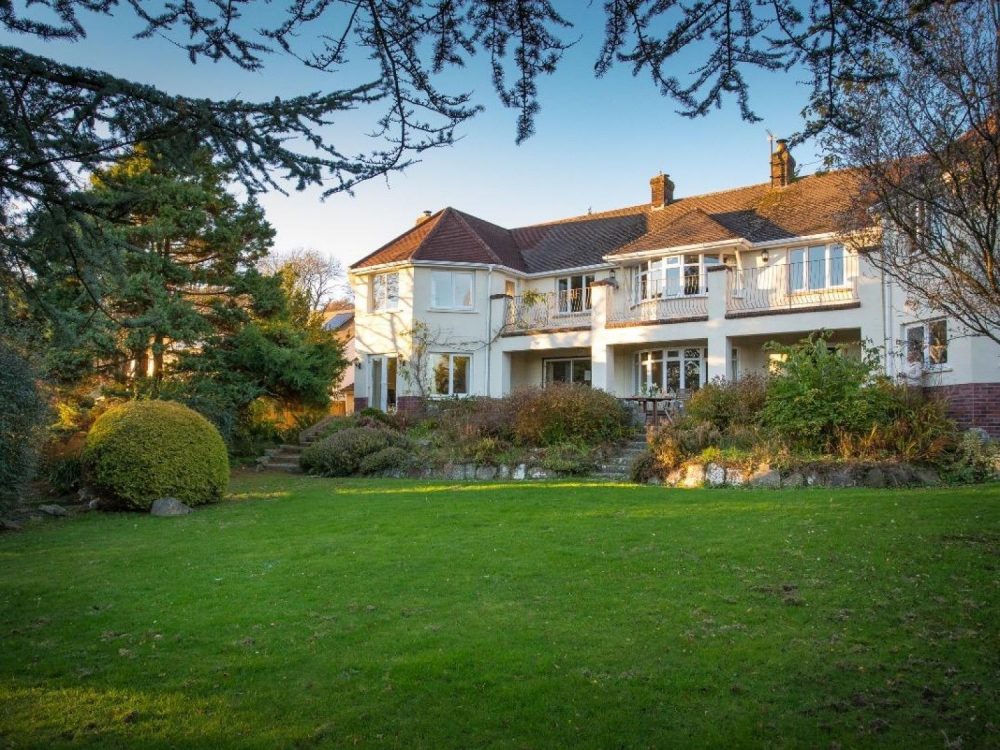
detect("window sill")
[427,307,477,314]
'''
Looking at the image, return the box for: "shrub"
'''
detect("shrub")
[464,436,509,465]
[436,398,516,444]
[0,343,47,509]
[629,450,659,484]
[761,333,899,451]
[943,430,1000,483]
[359,446,413,475]
[512,384,631,446]
[82,400,229,510]
[539,443,597,474]
[300,427,407,477]
[686,373,767,431]
[45,454,84,496]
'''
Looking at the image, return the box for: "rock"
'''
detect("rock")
[86,498,104,511]
[474,465,497,481]
[528,467,553,480]
[805,471,821,487]
[445,463,465,481]
[783,472,804,488]
[1,519,23,532]
[863,467,886,488]
[38,504,68,517]
[497,465,511,480]
[705,463,725,487]
[681,463,705,489]
[913,467,940,486]
[749,469,781,488]
[884,465,912,487]
[726,468,746,486]
[512,464,527,480]
[646,477,663,486]
[150,498,192,517]
[828,468,854,488]
[462,464,477,479]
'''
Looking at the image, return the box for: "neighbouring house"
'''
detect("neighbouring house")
[322,301,356,415]
[348,142,1000,436]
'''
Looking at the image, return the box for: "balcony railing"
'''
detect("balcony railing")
[503,289,592,332]
[726,256,859,314]
[607,284,708,326]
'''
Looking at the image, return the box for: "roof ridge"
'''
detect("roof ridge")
[448,208,508,265]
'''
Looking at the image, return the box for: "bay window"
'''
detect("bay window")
[431,271,474,310]
[556,274,594,313]
[634,347,705,394]
[372,271,399,312]
[432,353,471,396]
[788,244,846,291]
[631,253,722,302]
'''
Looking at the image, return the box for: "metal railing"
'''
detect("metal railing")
[726,256,859,314]
[607,284,708,325]
[503,288,592,332]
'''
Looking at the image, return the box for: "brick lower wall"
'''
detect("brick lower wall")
[395,396,425,416]
[353,397,368,412]
[925,383,1000,438]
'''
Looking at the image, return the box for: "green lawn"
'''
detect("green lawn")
[1,475,998,749]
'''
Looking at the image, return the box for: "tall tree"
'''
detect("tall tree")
[261,249,351,316]
[824,1,1000,346]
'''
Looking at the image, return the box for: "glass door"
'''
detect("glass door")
[369,355,398,411]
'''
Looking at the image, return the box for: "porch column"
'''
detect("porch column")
[590,344,617,394]
[705,267,731,381]
[706,335,732,382]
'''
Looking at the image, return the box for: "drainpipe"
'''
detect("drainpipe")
[485,264,494,397]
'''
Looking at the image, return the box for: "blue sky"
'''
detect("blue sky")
[5,3,823,271]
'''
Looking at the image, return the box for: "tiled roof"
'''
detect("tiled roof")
[350,170,859,273]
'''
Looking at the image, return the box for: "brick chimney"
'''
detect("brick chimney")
[415,209,433,226]
[649,173,675,208]
[770,140,795,188]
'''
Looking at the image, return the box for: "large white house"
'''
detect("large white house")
[348,144,1000,436]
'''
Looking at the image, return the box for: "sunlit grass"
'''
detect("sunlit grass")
[1,475,997,748]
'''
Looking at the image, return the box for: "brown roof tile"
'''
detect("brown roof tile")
[350,170,860,273]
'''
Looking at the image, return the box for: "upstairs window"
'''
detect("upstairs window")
[431,271,474,310]
[789,244,846,291]
[556,274,594,313]
[905,319,948,368]
[631,253,721,302]
[372,272,399,312]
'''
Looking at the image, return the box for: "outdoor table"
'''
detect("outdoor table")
[622,395,678,427]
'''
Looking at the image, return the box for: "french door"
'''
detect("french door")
[369,355,397,411]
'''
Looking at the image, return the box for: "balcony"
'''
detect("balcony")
[726,256,860,316]
[606,275,709,327]
[502,289,592,334]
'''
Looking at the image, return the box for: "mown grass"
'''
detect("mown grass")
[1,474,998,748]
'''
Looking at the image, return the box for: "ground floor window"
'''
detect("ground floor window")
[544,358,591,386]
[634,347,705,394]
[905,319,948,368]
[433,353,471,396]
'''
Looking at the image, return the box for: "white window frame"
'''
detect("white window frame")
[431,353,472,397]
[430,270,475,311]
[904,319,948,370]
[556,274,594,314]
[631,253,721,303]
[787,243,848,292]
[633,347,706,394]
[371,271,399,312]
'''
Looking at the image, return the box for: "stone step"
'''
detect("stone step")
[265,461,302,473]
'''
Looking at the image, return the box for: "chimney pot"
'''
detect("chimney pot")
[649,173,675,208]
[770,139,796,188]
[415,209,433,226]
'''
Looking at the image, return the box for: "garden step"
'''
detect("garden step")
[265,461,302,473]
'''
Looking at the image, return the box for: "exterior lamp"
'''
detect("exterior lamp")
[760,249,769,263]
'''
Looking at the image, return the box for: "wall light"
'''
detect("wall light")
[760,249,769,263]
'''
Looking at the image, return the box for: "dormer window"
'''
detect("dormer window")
[788,244,846,291]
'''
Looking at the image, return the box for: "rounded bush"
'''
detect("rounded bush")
[512,384,631,447]
[82,400,229,510]
[359,446,413,475]
[300,427,407,477]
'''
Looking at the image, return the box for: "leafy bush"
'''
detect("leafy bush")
[300,427,407,477]
[686,374,767,431]
[359,446,413,475]
[629,450,659,484]
[464,436,508,465]
[436,398,516,444]
[762,333,899,451]
[539,443,597,474]
[0,343,47,508]
[512,384,631,446]
[82,400,229,510]
[45,454,84,496]
[943,430,1000,483]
